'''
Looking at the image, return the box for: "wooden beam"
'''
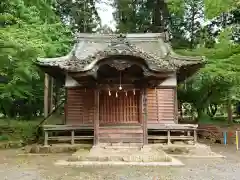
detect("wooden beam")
[64,88,68,124]
[194,130,197,143]
[167,130,171,145]
[49,77,54,114]
[71,130,75,145]
[143,88,148,145]
[174,87,178,123]
[139,90,143,124]
[44,73,49,118]
[44,131,48,146]
[94,89,100,145]
[227,99,233,124]
[155,88,159,122]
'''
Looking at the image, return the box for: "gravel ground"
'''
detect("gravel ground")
[0,144,240,180]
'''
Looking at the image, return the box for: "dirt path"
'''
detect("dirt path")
[0,144,240,180]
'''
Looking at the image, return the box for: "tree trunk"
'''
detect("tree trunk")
[227,99,233,124]
[197,107,205,122]
[44,73,49,118]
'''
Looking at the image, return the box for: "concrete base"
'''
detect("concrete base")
[69,145,172,162]
[55,157,184,167]
[148,143,225,158]
[24,143,92,154]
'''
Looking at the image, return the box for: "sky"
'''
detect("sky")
[96,1,116,30]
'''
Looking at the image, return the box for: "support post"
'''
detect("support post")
[167,130,171,145]
[236,131,239,150]
[194,130,197,144]
[143,88,148,145]
[174,87,178,123]
[44,73,49,118]
[71,130,75,145]
[139,90,143,125]
[49,77,54,114]
[94,89,100,145]
[44,131,48,146]
[227,99,233,124]
[64,88,68,124]
[155,88,159,122]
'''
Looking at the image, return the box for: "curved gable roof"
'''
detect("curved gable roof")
[36,33,205,81]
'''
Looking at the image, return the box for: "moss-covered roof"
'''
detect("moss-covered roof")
[37,33,204,74]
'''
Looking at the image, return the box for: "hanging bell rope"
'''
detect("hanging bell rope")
[119,71,122,90]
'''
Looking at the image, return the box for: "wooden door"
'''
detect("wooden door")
[99,90,140,125]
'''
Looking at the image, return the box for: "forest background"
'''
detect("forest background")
[0,0,240,141]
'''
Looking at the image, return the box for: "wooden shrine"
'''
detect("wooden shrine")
[36,33,204,146]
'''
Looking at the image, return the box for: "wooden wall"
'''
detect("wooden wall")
[146,88,175,124]
[98,126,143,143]
[66,88,95,125]
[65,87,176,126]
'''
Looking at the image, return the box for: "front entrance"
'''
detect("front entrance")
[99,90,140,125]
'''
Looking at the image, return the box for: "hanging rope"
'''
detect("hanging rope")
[119,71,122,90]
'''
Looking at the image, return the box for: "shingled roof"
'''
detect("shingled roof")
[37,33,204,74]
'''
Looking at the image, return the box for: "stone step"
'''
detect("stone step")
[104,146,141,150]
[98,143,143,147]
[68,145,171,163]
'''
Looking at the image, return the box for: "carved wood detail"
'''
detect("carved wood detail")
[107,60,132,71]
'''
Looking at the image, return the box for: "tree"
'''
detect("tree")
[0,0,72,119]
[55,0,101,32]
[0,0,103,119]
[177,28,240,121]
[113,0,240,123]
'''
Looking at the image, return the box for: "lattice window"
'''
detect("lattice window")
[99,90,140,124]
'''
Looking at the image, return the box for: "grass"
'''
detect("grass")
[198,114,240,126]
[0,115,64,144]
[0,119,39,143]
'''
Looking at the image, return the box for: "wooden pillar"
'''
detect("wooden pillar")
[155,88,159,122]
[55,80,61,113]
[227,99,233,124]
[44,131,48,146]
[174,87,178,124]
[143,88,148,145]
[64,88,68,124]
[49,77,54,114]
[194,129,197,143]
[139,90,143,124]
[94,89,100,145]
[167,130,171,145]
[44,73,49,118]
[71,130,75,145]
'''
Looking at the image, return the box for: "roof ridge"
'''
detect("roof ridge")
[75,33,167,42]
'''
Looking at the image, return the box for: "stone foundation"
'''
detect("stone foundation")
[24,143,92,154]
[69,144,172,162]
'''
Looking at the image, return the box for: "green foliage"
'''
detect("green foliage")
[55,0,100,32]
[177,28,240,119]
[113,0,240,121]
[0,0,72,119]
[204,0,240,19]
[167,0,185,16]
[0,119,39,144]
